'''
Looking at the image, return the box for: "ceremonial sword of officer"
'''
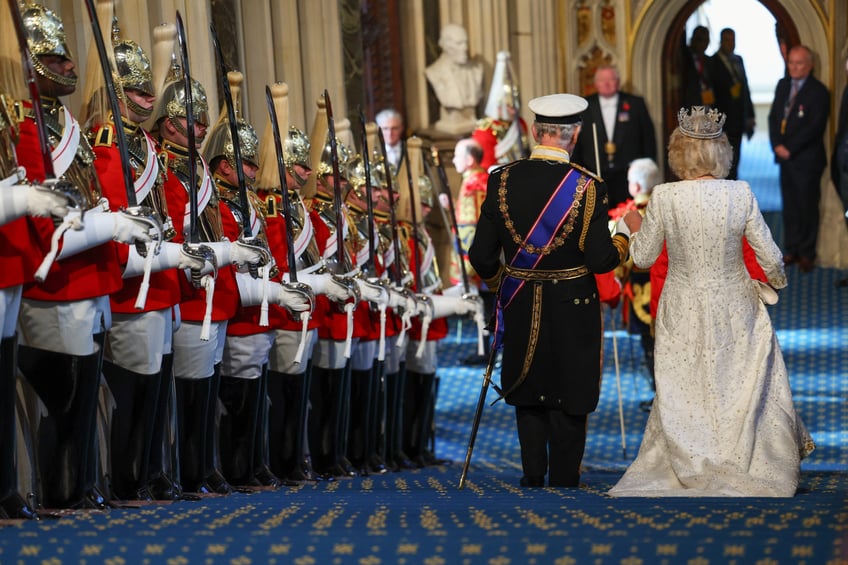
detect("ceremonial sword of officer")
[376,131,403,286]
[210,24,253,240]
[357,107,377,275]
[264,84,298,284]
[323,90,348,274]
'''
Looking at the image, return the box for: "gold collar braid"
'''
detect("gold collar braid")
[497,164,586,256]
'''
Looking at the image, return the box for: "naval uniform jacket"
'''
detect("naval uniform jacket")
[468,145,628,412]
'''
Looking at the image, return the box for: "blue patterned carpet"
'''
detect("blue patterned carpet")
[1,138,846,564]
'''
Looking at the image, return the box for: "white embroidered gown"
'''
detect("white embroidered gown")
[608,180,814,497]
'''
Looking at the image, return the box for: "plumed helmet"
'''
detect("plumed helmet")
[22,3,76,87]
[285,126,311,170]
[347,150,390,191]
[113,39,154,97]
[418,173,434,208]
[316,134,353,179]
[204,118,260,168]
[154,77,210,129]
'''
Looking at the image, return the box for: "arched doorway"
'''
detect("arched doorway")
[630,0,828,172]
[660,0,800,165]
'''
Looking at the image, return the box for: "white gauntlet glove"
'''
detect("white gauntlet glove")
[441,283,478,298]
[429,293,481,319]
[354,277,389,307]
[57,208,151,259]
[0,179,74,225]
[123,241,206,279]
[206,238,269,268]
[123,241,206,278]
[298,272,358,303]
[278,281,314,313]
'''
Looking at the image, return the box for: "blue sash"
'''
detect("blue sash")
[494,168,581,349]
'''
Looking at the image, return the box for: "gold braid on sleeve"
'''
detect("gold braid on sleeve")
[578,180,595,252]
[612,233,630,263]
[482,264,504,292]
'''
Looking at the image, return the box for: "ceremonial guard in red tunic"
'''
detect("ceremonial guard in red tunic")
[87,29,202,501]
[469,94,634,487]
[0,4,77,518]
[15,4,156,510]
[155,71,265,495]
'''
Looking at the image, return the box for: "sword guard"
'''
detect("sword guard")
[122,205,165,255]
[183,242,217,288]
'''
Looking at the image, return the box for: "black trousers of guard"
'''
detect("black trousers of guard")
[0,335,37,518]
[515,406,587,487]
[19,334,106,509]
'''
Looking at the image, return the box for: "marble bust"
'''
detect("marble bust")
[425,23,484,134]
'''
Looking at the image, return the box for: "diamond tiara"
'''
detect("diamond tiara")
[677,106,726,139]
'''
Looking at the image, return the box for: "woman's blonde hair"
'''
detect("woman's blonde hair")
[667,128,732,180]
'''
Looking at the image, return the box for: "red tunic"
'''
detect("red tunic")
[91,121,180,313]
[17,104,121,301]
[159,154,238,323]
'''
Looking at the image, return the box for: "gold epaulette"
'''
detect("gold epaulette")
[570,161,602,183]
[93,123,115,148]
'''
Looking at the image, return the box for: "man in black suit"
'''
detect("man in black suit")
[573,66,656,208]
[469,93,638,488]
[767,44,830,273]
[711,28,755,180]
[681,26,715,108]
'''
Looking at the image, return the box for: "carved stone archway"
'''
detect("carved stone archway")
[630,0,828,169]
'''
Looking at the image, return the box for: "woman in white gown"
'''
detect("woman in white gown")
[609,107,814,498]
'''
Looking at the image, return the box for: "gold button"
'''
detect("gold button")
[573,299,580,305]
[539,395,546,401]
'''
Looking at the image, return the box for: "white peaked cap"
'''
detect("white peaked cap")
[527,93,588,124]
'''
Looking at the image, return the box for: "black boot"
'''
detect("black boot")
[175,376,211,493]
[201,364,231,494]
[142,353,182,500]
[334,363,356,478]
[365,360,387,474]
[347,367,373,474]
[102,361,161,500]
[307,366,334,476]
[269,369,313,483]
[252,364,281,488]
[403,370,436,467]
[386,362,415,470]
[19,342,105,509]
[0,335,38,519]
[218,375,261,486]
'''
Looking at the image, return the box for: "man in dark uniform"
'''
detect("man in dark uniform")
[710,28,755,180]
[767,44,830,273]
[469,93,639,488]
[573,66,656,207]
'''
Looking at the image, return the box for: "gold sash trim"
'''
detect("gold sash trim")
[504,265,589,281]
